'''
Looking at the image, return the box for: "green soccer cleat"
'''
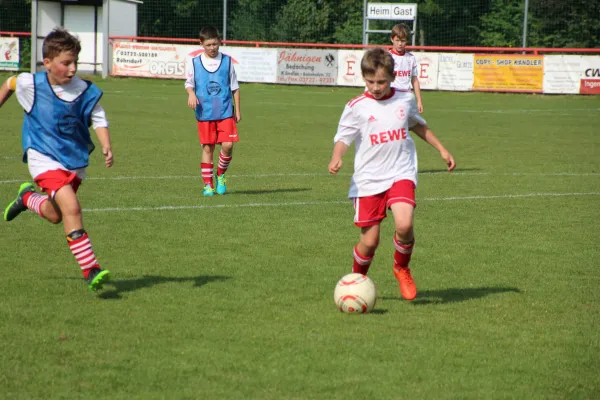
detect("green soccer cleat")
[216,174,227,195]
[203,184,215,197]
[3,182,36,222]
[86,268,111,292]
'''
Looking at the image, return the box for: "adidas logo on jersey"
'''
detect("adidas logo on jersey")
[368,115,377,122]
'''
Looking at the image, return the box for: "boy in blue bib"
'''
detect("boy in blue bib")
[0,28,114,292]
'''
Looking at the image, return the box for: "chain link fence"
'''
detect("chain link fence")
[0,0,32,69]
[2,0,599,50]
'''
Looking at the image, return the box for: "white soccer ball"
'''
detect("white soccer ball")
[334,273,377,313]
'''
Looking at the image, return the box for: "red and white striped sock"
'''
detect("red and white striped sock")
[201,162,214,188]
[217,151,232,176]
[352,246,374,275]
[23,192,48,217]
[393,237,414,268]
[67,231,99,278]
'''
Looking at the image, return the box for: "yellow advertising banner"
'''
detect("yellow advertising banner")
[473,54,544,92]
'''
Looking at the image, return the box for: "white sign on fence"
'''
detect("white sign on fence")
[0,38,19,71]
[110,41,600,95]
[221,47,278,83]
[543,55,600,94]
[111,42,278,83]
[337,50,366,87]
[367,3,417,20]
[276,49,338,86]
[414,52,439,90]
[437,53,474,91]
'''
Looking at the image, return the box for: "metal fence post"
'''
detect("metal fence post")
[522,0,529,48]
[223,0,227,41]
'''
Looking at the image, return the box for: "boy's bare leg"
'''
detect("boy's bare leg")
[201,144,216,195]
[216,142,233,195]
[390,202,417,300]
[353,225,380,275]
[54,185,108,289]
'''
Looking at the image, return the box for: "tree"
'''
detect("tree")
[331,0,363,44]
[528,0,600,48]
[270,0,333,43]
[478,0,528,47]
[228,0,285,41]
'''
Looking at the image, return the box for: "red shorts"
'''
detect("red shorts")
[34,169,82,198]
[353,180,416,227]
[197,117,239,145]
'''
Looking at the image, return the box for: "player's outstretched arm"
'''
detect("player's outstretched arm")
[328,141,349,174]
[95,127,114,168]
[0,77,16,108]
[411,124,456,171]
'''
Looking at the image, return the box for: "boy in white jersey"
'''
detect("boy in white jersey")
[328,48,455,300]
[0,28,114,292]
[185,26,241,196]
[390,23,424,113]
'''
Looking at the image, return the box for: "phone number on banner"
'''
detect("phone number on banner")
[116,50,159,58]
[277,76,336,85]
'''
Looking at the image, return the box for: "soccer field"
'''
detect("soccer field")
[1,72,599,399]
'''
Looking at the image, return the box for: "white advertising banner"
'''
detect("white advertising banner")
[543,55,600,94]
[110,42,597,95]
[336,49,439,90]
[276,49,338,86]
[220,46,277,83]
[112,42,278,83]
[337,49,366,87]
[0,37,19,71]
[437,53,474,91]
[112,42,187,78]
[414,52,439,90]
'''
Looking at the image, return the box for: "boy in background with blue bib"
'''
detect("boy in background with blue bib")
[185,26,242,196]
[0,28,114,292]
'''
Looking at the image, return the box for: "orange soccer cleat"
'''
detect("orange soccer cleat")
[393,265,417,300]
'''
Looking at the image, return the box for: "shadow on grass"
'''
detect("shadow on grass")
[98,275,231,300]
[369,308,388,315]
[230,188,310,195]
[419,167,482,174]
[380,286,521,305]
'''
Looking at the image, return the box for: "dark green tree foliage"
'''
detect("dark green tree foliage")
[138,0,224,39]
[528,0,600,48]
[1,0,598,48]
[271,0,333,43]
[0,0,31,32]
[478,0,527,47]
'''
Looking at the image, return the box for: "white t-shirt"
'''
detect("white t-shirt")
[334,89,426,198]
[184,52,240,91]
[389,50,418,91]
[12,73,108,179]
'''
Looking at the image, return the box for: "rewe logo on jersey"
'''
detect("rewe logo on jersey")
[369,128,407,145]
[395,70,411,77]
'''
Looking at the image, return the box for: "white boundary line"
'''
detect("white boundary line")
[81,192,600,213]
[1,171,599,185]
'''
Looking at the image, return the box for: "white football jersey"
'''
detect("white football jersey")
[334,89,426,198]
[389,50,418,91]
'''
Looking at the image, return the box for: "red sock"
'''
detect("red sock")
[23,192,48,217]
[217,151,232,176]
[201,163,214,188]
[67,232,99,278]
[393,237,414,267]
[352,246,374,275]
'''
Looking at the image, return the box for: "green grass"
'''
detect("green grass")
[0,72,599,399]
